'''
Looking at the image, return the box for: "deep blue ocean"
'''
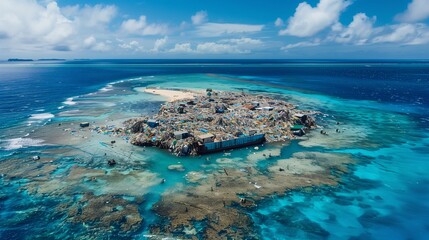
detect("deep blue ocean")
[1,60,428,131]
[0,60,428,239]
[1,60,428,128]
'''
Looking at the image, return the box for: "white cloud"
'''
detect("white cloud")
[91,42,110,51]
[121,16,146,33]
[0,0,74,45]
[84,36,96,47]
[0,0,119,54]
[167,37,262,54]
[118,40,145,51]
[333,13,376,45]
[196,42,249,54]
[331,22,343,32]
[275,18,284,27]
[120,16,168,36]
[63,4,117,28]
[281,40,321,51]
[219,37,262,45]
[169,43,193,53]
[407,30,429,45]
[195,23,264,37]
[152,36,168,52]
[200,37,262,53]
[279,0,350,37]
[83,36,110,51]
[396,0,429,22]
[373,23,429,45]
[373,24,416,43]
[191,11,208,25]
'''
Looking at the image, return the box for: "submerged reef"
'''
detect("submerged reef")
[0,151,148,238]
[151,152,354,239]
[125,89,318,156]
[66,192,143,233]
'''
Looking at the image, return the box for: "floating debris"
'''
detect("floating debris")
[107,159,116,166]
[80,122,90,128]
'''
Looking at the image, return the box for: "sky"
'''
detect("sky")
[1,0,429,59]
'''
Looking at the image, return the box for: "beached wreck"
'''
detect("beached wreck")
[124,89,318,156]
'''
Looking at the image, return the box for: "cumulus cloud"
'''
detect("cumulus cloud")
[279,0,350,37]
[63,4,117,28]
[84,36,97,47]
[151,36,168,52]
[275,18,284,27]
[0,0,74,44]
[299,15,429,48]
[83,36,110,51]
[373,23,429,45]
[169,43,193,53]
[333,13,376,45]
[118,37,170,53]
[167,37,262,54]
[118,40,145,51]
[199,37,262,53]
[191,11,208,25]
[219,37,262,45]
[120,16,168,35]
[281,39,321,51]
[396,0,429,22]
[196,42,249,54]
[407,29,429,45]
[0,0,119,54]
[195,23,264,37]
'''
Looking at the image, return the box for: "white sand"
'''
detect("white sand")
[141,88,203,102]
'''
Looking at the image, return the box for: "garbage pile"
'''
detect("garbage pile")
[124,89,318,156]
[91,125,129,136]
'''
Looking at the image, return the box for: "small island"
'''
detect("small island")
[8,58,34,62]
[37,58,66,61]
[125,88,318,156]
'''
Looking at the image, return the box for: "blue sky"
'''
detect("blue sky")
[1,0,429,59]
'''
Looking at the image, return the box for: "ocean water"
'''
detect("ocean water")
[0,60,428,239]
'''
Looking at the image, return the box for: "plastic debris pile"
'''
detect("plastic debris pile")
[124,89,318,156]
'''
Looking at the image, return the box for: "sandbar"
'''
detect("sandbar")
[140,87,203,102]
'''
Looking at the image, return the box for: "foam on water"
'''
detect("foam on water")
[29,113,55,120]
[100,84,113,92]
[1,137,45,150]
[63,97,77,105]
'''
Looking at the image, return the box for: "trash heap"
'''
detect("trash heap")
[124,89,318,156]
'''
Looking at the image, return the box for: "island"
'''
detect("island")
[7,58,34,62]
[37,58,66,61]
[125,88,318,156]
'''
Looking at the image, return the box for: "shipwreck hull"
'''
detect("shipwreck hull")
[197,134,265,154]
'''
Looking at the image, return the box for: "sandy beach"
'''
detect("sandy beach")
[141,88,203,102]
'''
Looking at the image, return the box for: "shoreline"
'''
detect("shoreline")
[126,88,318,156]
[139,87,204,102]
